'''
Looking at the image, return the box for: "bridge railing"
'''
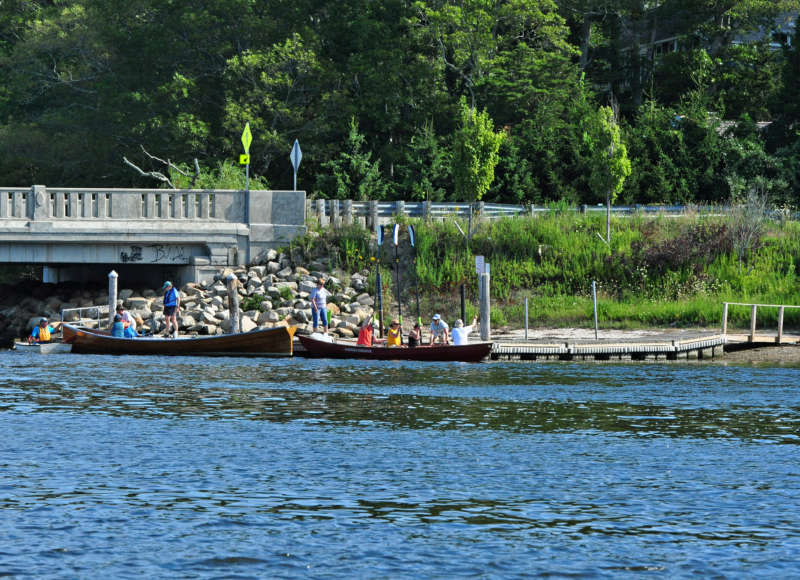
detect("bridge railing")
[0,186,245,222]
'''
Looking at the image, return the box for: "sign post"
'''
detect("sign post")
[290,139,302,191]
[241,123,252,222]
[241,122,252,190]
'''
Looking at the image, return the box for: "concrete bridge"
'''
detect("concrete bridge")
[0,185,305,285]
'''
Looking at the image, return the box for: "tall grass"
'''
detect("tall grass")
[303,213,800,330]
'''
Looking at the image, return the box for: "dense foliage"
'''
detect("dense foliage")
[0,0,798,207]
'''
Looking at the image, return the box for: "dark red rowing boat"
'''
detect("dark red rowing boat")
[297,335,492,362]
[63,323,296,356]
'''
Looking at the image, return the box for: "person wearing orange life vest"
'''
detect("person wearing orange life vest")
[357,319,385,346]
[28,318,61,344]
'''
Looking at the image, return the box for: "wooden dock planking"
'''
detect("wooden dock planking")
[491,335,728,361]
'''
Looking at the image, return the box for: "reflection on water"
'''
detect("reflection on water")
[2,352,800,578]
[3,354,800,441]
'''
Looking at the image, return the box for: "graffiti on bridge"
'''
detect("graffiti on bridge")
[120,245,189,263]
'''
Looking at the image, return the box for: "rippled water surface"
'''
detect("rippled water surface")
[2,353,800,578]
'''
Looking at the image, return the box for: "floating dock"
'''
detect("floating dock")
[491,331,800,361]
[491,334,727,361]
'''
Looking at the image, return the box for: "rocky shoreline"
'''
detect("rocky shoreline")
[0,249,376,347]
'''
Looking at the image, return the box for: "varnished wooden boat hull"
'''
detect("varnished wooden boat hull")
[298,335,492,362]
[63,324,295,356]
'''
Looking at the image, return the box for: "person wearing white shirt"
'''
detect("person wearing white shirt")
[451,316,478,346]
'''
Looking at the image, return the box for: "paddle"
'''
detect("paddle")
[392,223,402,327]
[409,224,421,326]
[376,224,385,337]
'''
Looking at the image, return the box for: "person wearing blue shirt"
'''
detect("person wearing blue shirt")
[161,280,181,338]
[28,318,61,344]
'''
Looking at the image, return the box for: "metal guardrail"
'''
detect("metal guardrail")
[309,200,799,224]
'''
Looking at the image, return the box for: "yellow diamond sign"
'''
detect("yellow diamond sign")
[241,122,252,154]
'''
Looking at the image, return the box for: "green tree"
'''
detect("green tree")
[319,117,388,200]
[452,99,505,202]
[586,106,631,242]
[397,121,452,201]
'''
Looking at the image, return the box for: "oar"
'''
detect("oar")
[392,223,402,326]
[376,224,385,337]
[409,224,421,326]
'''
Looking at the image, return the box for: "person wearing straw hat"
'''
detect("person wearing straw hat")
[429,313,449,345]
[161,280,180,338]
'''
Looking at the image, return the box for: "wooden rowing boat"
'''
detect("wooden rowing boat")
[297,334,492,362]
[62,323,296,356]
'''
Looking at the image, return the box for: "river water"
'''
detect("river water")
[1,352,800,578]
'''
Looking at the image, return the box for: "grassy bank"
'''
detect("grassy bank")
[302,210,800,331]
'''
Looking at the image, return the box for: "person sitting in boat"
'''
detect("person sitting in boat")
[111,314,125,338]
[356,319,385,346]
[429,314,449,345]
[386,319,405,347]
[407,323,422,348]
[116,305,140,338]
[28,318,61,344]
[451,316,478,346]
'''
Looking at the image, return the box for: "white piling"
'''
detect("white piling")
[108,270,118,330]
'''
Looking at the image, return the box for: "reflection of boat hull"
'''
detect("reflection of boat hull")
[12,342,72,354]
[298,335,492,362]
[63,324,295,356]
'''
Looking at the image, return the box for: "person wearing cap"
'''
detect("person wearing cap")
[429,313,449,345]
[407,322,422,348]
[28,317,61,344]
[386,318,404,347]
[451,315,478,346]
[309,277,330,334]
[161,280,180,338]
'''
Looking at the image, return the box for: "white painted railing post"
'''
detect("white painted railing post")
[722,302,728,335]
[750,304,757,342]
[479,265,491,342]
[778,306,785,344]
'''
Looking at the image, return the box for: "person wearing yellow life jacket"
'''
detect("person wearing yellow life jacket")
[28,318,61,344]
[386,319,404,347]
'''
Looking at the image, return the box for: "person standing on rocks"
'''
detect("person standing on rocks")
[161,281,180,338]
[309,277,330,334]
